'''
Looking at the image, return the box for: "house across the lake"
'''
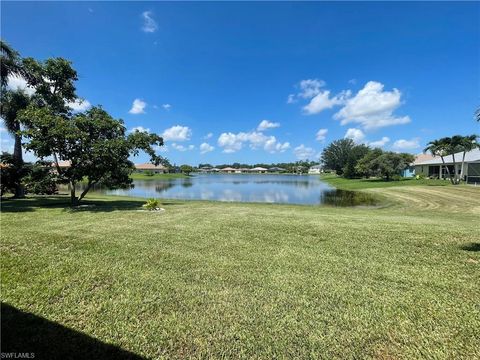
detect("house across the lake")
[414,149,480,183]
[308,165,323,174]
[134,163,168,174]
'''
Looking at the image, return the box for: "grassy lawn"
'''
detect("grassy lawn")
[320,173,452,190]
[1,186,479,359]
[130,172,189,180]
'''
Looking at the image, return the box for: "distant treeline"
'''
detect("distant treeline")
[197,161,320,172]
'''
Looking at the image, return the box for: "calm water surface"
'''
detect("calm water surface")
[88,174,378,206]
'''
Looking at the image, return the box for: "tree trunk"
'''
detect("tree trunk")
[70,182,78,207]
[13,130,25,198]
[440,156,454,185]
[460,152,466,183]
[452,153,458,184]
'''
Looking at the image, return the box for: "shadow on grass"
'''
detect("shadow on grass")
[0,196,182,213]
[1,303,145,359]
[460,243,480,252]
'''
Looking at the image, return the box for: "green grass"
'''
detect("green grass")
[320,173,451,190]
[1,186,479,359]
[130,172,189,180]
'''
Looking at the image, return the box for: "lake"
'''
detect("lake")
[86,174,379,206]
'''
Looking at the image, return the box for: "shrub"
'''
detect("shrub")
[24,162,59,195]
[142,198,160,210]
[391,175,402,181]
[144,170,155,177]
[416,174,426,180]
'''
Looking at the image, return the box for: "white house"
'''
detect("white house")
[308,165,323,174]
[414,148,480,183]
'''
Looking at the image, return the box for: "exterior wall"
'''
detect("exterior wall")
[414,165,429,177]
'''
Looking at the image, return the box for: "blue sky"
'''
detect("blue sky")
[2,1,479,165]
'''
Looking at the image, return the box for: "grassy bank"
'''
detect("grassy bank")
[320,173,451,190]
[1,186,479,359]
[130,172,189,180]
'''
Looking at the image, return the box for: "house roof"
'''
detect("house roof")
[135,163,167,170]
[251,167,268,171]
[415,149,480,165]
[309,165,322,170]
[413,153,434,165]
[51,160,71,168]
[220,167,236,171]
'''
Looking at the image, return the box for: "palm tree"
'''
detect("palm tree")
[458,135,480,182]
[0,40,29,87]
[424,137,454,184]
[0,89,31,197]
[476,107,480,122]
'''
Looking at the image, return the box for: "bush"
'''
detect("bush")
[24,161,58,195]
[144,170,155,177]
[391,175,402,181]
[416,174,426,180]
[142,198,160,210]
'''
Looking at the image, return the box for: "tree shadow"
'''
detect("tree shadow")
[460,243,480,252]
[1,303,145,359]
[0,196,184,213]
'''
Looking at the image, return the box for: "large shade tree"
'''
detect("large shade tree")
[20,106,165,206]
[321,138,369,177]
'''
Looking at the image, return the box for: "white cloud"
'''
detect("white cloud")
[141,11,158,33]
[67,99,91,112]
[257,120,280,131]
[334,81,410,130]
[171,143,195,152]
[369,137,390,148]
[294,144,317,160]
[204,132,213,140]
[162,125,192,141]
[217,131,289,154]
[128,126,150,133]
[162,104,171,110]
[129,99,146,114]
[287,94,296,104]
[7,75,35,96]
[200,142,214,154]
[316,128,328,142]
[344,128,366,144]
[155,144,168,153]
[303,90,350,115]
[392,138,420,151]
[298,79,325,98]
[348,78,357,85]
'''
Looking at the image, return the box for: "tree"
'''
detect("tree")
[0,90,31,197]
[22,57,78,115]
[475,107,480,122]
[424,138,455,184]
[458,135,479,182]
[321,139,356,175]
[355,148,384,178]
[180,164,193,175]
[370,152,414,181]
[20,106,165,206]
[0,40,31,87]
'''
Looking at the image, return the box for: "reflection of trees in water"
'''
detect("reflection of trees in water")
[155,182,176,193]
[181,179,193,188]
[320,189,379,207]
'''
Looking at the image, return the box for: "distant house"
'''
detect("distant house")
[135,163,168,174]
[308,165,323,174]
[414,149,480,183]
[250,167,268,173]
[220,167,236,173]
[268,167,286,173]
